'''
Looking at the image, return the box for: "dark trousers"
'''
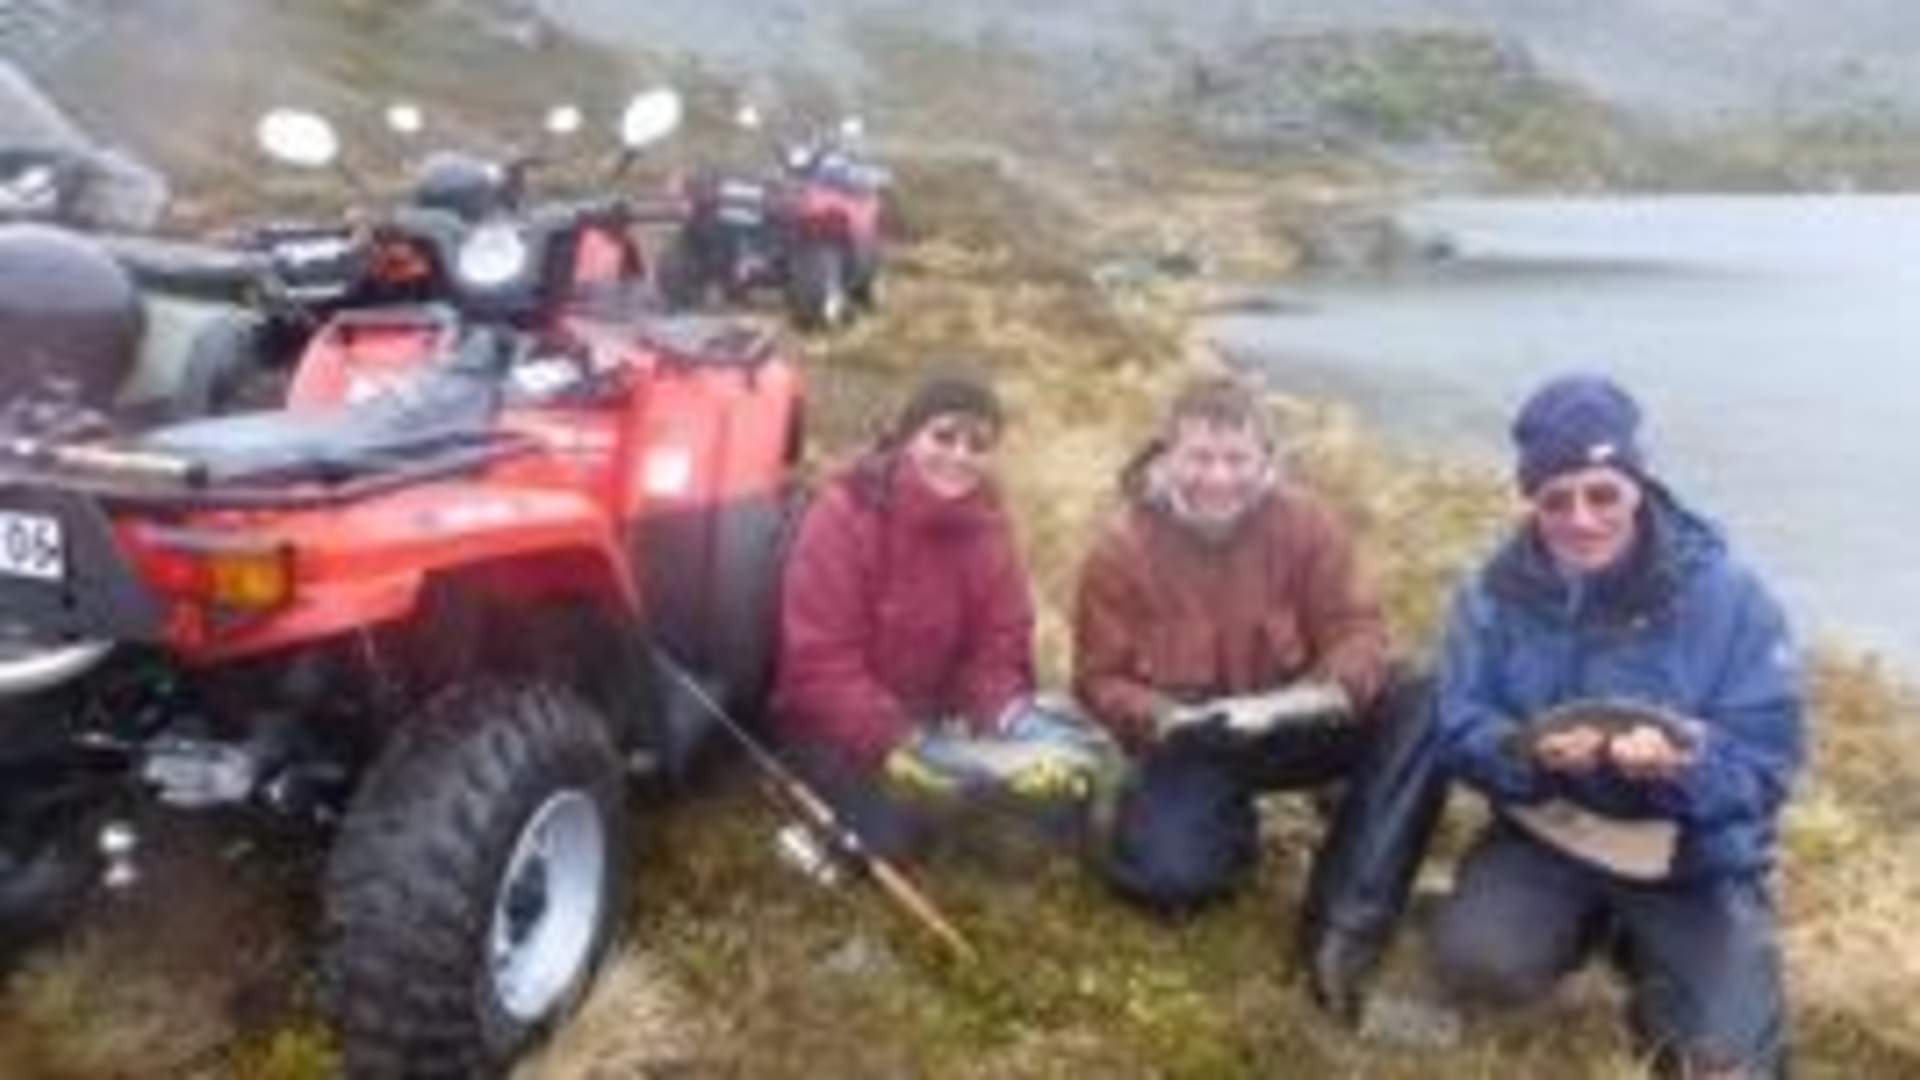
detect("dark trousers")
[1430,824,1788,1077]
[783,742,936,862]
[1101,672,1448,942]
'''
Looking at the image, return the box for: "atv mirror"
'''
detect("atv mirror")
[620,88,683,149]
[257,110,341,169]
[386,103,425,136]
[545,104,584,137]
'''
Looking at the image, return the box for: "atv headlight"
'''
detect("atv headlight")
[456,222,529,289]
[0,165,57,214]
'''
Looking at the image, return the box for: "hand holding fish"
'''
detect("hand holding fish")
[1607,721,1697,781]
[1534,724,1607,773]
[1509,698,1704,781]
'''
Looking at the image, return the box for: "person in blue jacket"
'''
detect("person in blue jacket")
[1428,374,1803,1079]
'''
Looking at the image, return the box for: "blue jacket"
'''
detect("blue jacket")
[1436,487,1805,881]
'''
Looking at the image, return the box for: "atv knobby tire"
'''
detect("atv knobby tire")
[786,240,850,331]
[323,679,629,1078]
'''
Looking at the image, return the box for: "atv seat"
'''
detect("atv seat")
[95,233,266,302]
[135,361,501,486]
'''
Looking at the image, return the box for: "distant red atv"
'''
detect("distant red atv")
[658,110,888,331]
[0,90,804,1076]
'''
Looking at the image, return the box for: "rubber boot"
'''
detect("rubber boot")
[1295,670,1449,1022]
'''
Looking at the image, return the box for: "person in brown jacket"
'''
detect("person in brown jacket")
[1073,374,1447,1020]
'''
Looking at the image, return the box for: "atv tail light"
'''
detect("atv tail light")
[143,531,295,613]
[206,549,294,611]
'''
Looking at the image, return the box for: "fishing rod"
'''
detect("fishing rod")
[651,648,979,964]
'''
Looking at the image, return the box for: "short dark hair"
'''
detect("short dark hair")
[892,368,1003,444]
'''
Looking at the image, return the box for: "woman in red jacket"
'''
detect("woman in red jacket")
[774,372,1110,858]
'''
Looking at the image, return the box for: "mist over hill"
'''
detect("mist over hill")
[8,0,1920,191]
[537,0,1920,122]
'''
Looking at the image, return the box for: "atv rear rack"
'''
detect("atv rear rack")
[0,432,537,511]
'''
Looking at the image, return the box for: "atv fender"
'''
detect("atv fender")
[169,486,637,666]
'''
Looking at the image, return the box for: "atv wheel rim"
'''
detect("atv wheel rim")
[489,789,606,1023]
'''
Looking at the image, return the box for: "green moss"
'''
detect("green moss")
[224,1022,340,1080]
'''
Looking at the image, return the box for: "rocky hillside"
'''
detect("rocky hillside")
[537,0,1920,122]
[11,0,1920,193]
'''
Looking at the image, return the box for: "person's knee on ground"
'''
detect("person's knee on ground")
[1621,880,1790,1080]
[1427,892,1573,1008]
[1425,834,1603,1011]
[1102,750,1257,914]
[1104,823,1253,915]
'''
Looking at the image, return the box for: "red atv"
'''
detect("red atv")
[0,89,804,1076]
[91,95,691,423]
[658,109,888,331]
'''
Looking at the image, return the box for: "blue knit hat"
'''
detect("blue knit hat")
[1511,374,1648,494]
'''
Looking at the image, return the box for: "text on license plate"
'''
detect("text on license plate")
[0,510,64,581]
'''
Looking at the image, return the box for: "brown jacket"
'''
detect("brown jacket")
[1072,485,1388,751]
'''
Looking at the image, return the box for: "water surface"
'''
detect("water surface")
[1212,195,1920,670]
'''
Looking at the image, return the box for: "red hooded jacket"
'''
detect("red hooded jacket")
[773,451,1035,770]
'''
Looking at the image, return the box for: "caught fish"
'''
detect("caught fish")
[1502,697,1701,760]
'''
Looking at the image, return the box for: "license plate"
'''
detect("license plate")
[0,510,64,582]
